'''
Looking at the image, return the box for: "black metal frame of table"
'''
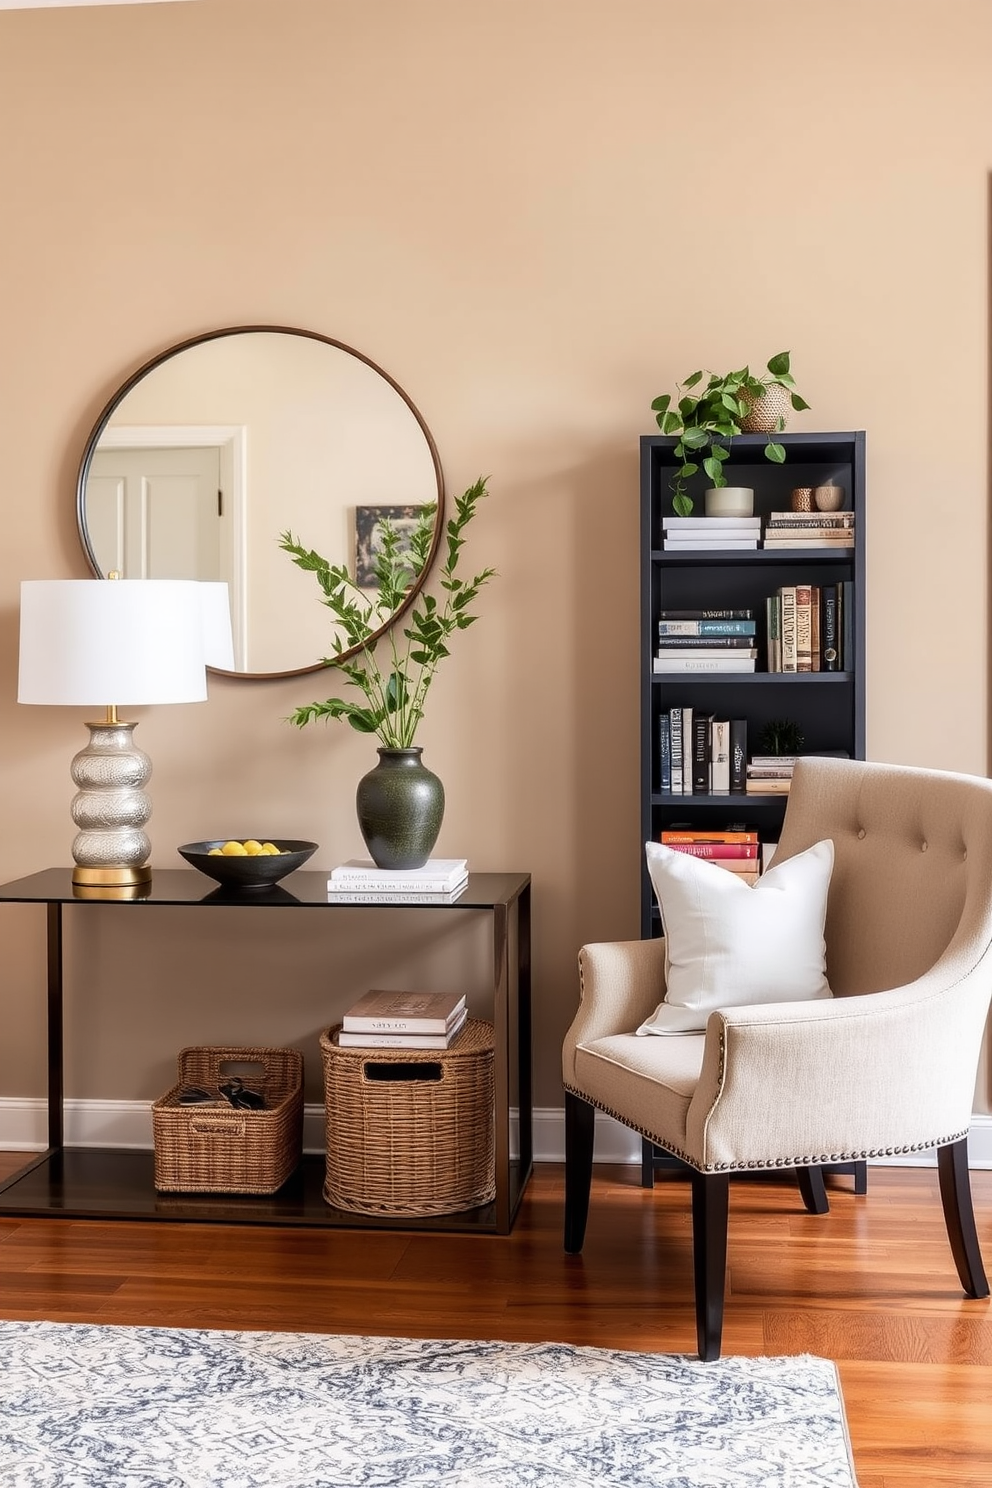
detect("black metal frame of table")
[0,869,532,1235]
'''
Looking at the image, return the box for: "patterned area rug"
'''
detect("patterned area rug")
[0,1321,858,1487]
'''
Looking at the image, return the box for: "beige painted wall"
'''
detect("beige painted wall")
[0,0,990,1116]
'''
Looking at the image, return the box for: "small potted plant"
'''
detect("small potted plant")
[650,352,810,516]
[279,478,494,869]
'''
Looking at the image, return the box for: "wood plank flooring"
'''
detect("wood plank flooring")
[0,1157,989,1486]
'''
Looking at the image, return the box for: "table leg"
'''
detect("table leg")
[46,902,64,1151]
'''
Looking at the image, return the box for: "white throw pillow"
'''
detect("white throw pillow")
[637,838,834,1035]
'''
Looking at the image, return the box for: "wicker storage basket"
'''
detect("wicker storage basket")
[320,1018,495,1216]
[153,1046,304,1194]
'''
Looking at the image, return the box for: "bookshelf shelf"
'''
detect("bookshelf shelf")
[652,548,855,566]
[650,792,788,808]
[651,672,852,685]
[640,430,866,939]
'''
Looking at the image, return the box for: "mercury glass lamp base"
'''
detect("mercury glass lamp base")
[69,719,155,882]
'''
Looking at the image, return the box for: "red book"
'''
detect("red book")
[664,842,759,859]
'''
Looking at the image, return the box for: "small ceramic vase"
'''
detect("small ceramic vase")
[813,485,845,512]
[704,486,754,517]
[790,487,813,513]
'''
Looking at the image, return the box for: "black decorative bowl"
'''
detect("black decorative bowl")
[178,840,318,890]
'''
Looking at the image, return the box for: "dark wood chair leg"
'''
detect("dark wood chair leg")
[563,1091,596,1254]
[640,1137,656,1188]
[690,1171,730,1362]
[936,1137,989,1299]
[795,1164,830,1215]
[853,1159,868,1194]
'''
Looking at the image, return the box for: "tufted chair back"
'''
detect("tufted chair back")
[776,756,992,1001]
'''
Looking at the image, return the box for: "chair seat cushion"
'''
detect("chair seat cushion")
[574,1033,706,1151]
[638,839,835,1035]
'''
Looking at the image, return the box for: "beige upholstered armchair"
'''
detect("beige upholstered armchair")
[563,757,992,1360]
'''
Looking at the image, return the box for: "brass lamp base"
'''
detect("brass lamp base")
[72,864,153,887]
[72,878,153,901]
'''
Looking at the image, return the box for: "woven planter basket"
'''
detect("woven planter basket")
[740,383,790,434]
[320,1018,496,1216]
[153,1046,304,1194]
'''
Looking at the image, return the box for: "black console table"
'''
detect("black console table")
[0,869,532,1235]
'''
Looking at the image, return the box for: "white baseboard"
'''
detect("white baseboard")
[2,1099,990,1168]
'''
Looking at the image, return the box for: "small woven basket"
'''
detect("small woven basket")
[740,383,790,433]
[153,1046,304,1194]
[320,1018,496,1216]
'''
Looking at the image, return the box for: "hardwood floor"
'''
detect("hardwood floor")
[0,1156,989,1485]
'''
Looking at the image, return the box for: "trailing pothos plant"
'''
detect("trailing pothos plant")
[279,477,494,748]
[650,352,810,515]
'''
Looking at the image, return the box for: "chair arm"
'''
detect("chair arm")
[562,938,668,1088]
[687,956,992,1169]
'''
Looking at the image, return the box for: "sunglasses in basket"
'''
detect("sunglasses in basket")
[177,1077,267,1111]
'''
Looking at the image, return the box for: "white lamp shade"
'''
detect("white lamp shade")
[18,579,213,706]
[199,582,236,672]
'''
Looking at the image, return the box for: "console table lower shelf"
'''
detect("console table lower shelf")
[0,1149,530,1233]
[0,867,532,1237]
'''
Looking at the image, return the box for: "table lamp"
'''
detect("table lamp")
[18,577,234,889]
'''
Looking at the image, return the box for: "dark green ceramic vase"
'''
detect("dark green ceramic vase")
[355,747,445,870]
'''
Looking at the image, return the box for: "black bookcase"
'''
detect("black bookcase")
[639,430,866,939]
[637,431,867,1186]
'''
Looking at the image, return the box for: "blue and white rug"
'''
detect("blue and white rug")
[0,1321,858,1487]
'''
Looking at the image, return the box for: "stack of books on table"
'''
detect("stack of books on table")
[761,511,855,549]
[326,858,469,904]
[660,828,761,885]
[336,989,468,1049]
[662,517,760,551]
[745,757,796,795]
[654,610,757,674]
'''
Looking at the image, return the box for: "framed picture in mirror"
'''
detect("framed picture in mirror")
[354,505,429,590]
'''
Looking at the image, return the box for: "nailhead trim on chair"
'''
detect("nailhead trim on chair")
[562,1081,969,1173]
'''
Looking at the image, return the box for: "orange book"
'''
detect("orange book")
[660,830,758,843]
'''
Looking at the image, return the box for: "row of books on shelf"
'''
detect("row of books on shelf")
[658,709,848,796]
[661,512,854,551]
[326,857,468,903]
[659,827,779,886]
[766,583,852,672]
[653,586,852,673]
[336,989,468,1049]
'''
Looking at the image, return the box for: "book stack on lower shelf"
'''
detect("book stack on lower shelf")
[654,610,757,674]
[662,517,760,551]
[336,989,468,1049]
[761,510,855,549]
[326,858,468,904]
[745,756,796,796]
[660,828,760,886]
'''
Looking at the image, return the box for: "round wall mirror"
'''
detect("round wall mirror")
[76,326,444,678]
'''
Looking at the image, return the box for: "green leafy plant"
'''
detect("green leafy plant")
[279,477,494,748]
[758,719,806,756]
[650,352,810,516]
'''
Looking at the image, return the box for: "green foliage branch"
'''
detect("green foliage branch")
[650,352,811,516]
[279,477,494,749]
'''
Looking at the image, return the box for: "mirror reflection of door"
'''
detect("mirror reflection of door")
[87,446,222,580]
